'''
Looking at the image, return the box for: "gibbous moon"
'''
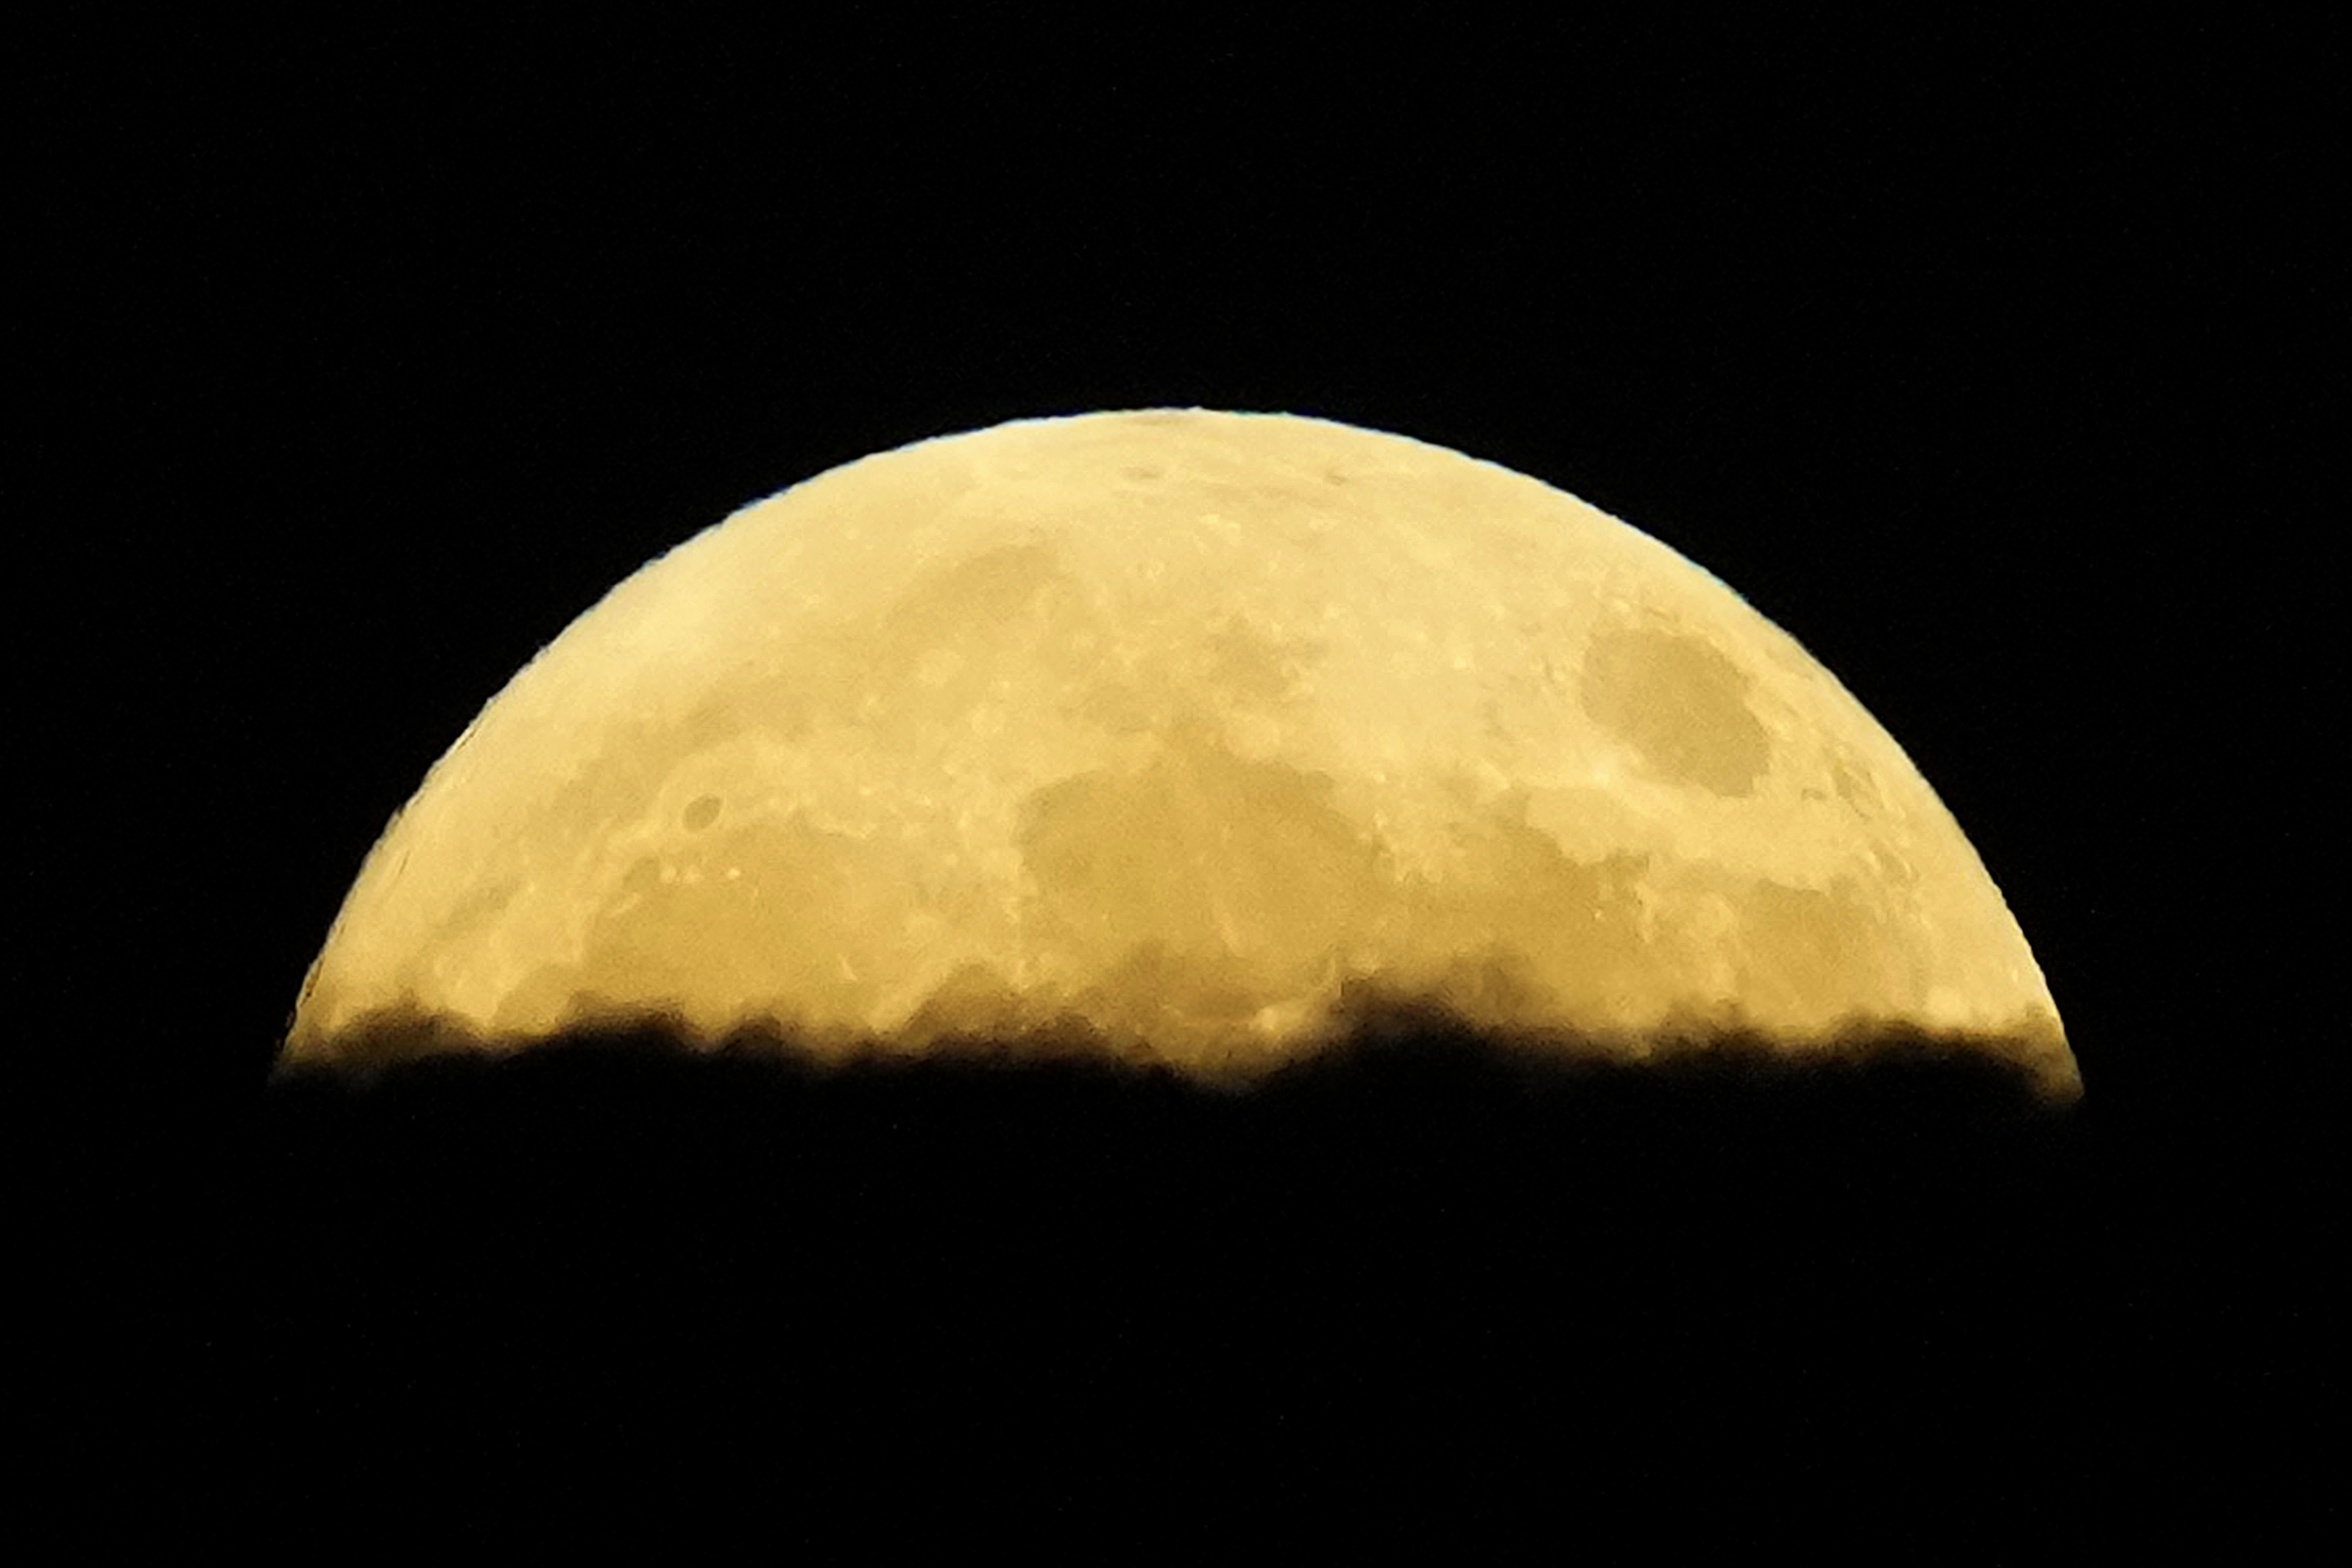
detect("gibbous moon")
[289,410,2075,1096]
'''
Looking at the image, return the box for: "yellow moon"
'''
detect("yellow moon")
[287,410,2075,1096]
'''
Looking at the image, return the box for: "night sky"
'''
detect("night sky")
[24,15,2325,1545]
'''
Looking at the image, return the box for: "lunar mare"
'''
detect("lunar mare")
[289,410,2075,1096]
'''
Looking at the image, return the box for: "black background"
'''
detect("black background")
[23,13,2328,1546]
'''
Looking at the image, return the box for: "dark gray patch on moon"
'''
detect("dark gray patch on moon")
[1578,626,1773,797]
[427,877,521,951]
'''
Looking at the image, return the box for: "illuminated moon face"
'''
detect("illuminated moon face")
[289,410,2075,1096]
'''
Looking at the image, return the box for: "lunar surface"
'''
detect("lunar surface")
[288,410,2075,1096]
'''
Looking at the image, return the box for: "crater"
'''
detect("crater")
[1014,725,1387,1004]
[1830,755,1883,817]
[501,814,937,1037]
[682,794,722,831]
[1578,625,1772,797]
[883,540,1065,640]
[1725,876,1927,1020]
[427,877,521,951]
[1397,794,1663,1020]
[1204,615,1323,708]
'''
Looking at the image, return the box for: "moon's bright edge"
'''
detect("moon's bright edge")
[290,410,2075,1097]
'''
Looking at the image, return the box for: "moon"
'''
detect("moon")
[287,410,2075,1096]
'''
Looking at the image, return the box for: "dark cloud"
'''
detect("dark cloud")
[222,1009,2110,1504]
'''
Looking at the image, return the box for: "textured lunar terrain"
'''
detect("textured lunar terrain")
[290,411,2072,1094]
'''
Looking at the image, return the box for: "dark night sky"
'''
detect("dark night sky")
[22,14,2328,1545]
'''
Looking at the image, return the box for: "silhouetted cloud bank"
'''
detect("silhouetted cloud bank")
[190,1001,2293,1536]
